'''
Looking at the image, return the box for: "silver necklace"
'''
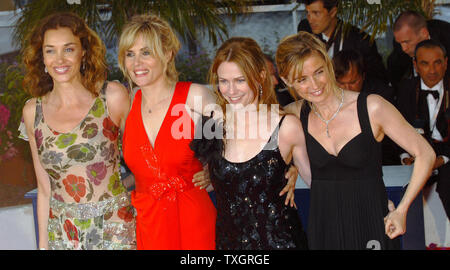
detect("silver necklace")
[144,86,175,114]
[312,88,344,138]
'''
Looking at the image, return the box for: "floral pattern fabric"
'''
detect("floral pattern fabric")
[20,85,135,249]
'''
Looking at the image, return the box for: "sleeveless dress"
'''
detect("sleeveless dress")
[122,82,216,250]
[208,116,308,250]
[19,83,136,250]
[300,92,400,250]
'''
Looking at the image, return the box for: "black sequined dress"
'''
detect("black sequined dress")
[193,116,308,250]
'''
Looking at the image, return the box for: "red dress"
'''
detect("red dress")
[123,82,216,250]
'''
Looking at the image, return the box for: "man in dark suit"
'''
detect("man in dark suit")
[388,10,450,90]
[333,50,394,103]
[297,0,387,83]
[396,39,450,219]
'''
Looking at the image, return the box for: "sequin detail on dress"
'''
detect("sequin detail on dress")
[208,116,308,250]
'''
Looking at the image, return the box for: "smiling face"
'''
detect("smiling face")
[124,34,168,88]
[288,53,332,102]
[42,27,85,85]
[217,61,257,107]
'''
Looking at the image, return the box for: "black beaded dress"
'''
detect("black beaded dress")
[300,93,401,250]
[191,116,308,250]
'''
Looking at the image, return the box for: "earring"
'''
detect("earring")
[81,61,86,72]
[259,84,263,98]
[44,66,48,73]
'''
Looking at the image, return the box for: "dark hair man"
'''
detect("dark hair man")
[297,0,388,83]
[333,50,394,103]
[396,39,450,219]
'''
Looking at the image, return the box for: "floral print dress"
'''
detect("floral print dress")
[19,84,136,250]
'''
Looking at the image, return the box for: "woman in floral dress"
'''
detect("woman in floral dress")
[19,12,135,250]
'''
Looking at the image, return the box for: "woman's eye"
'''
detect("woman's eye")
[126,52,134,57]
[142,50,152,56]
[64,48,74,53]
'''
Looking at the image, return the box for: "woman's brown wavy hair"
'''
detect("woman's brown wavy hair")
[22,12,107,97]
[208,37,278,117]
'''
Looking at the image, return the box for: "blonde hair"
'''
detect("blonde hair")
[208,37,278,115]
[118,14,180,88]
[275,31,340,102]
[22,12,107,97]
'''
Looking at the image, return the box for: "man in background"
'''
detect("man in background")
[388,10,450,90]
[396,39,450,219]
[297,0,388,83]
[333,50,394,103]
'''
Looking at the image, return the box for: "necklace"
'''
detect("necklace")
[312,88,344,138]
[143,85,175,114]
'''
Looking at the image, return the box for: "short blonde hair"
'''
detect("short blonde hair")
[118,14,180,88]
[276,31,340,100]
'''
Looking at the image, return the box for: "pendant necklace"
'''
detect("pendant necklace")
[312,88,344,138]
[144,85,175,114]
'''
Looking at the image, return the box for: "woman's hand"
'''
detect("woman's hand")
[384,209,407,239]
[192,165,211,190]
[280,164,298,208]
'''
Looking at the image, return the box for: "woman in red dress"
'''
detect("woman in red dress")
[117,14,217,249]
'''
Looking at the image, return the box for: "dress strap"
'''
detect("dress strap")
[264,115,286,150]
[356,92,376,142]
[171,82,192,106]
[299,103,311,134]
[99,81,109,107]
[35,97,43,129]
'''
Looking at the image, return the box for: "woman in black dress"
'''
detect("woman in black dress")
[276,32,435,250]
[191,37,310,250]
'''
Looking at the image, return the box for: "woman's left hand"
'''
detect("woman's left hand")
[384,209,407,239]
[192,165,211,190]
[280,164,298,208]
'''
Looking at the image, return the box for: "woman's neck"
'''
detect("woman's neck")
[140,78,174,105]
[48,80,92,107]
[312,87,343,119]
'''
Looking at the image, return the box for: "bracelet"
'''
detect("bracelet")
[441,156,449,164]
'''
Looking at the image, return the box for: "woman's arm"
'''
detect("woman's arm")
[23,100,51,249]
[368,94,435,239]
[186,83,219,119]
[278,114,312,207]
[105,81,131,132]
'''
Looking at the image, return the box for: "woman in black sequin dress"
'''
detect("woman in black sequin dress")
[191,37,310,250]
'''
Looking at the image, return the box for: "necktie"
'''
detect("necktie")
[422,90,439,100]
